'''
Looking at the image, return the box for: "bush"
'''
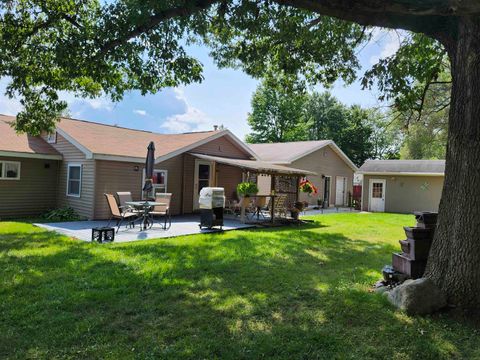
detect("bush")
[236,182,259,197]
[42,207,80,222]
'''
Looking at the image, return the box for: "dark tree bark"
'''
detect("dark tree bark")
[425,17,480,310]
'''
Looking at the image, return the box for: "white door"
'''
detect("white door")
[335,176,347,206]
[369,179,386,212]
[193,160,214,210]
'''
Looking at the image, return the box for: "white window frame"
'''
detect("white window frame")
[0,161,21,180]
[46,131,57,144]
[66,163,82,197]
[142,168,168,199]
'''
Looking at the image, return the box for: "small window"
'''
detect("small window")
[67,164,82,197]
[46,131,57,144]
[0,161,20,180]
[143,169,167,198]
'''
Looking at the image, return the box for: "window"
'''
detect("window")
[372,183,383,198]
[0,161,20,180]
[46,131,57,144]
[143,169,167,198]
[67,164,82,197]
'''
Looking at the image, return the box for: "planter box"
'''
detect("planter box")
[392,252,426,279]
[404,226,434,240]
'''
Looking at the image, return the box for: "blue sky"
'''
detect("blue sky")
[0,30,400,140]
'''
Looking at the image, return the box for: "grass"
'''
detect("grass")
[0,213,479,359]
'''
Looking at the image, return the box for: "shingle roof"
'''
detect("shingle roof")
[55,117,221,159]
[248,140,358,171]
[248,140,331,163]
[359,160,445,174]
[0,116,61,158]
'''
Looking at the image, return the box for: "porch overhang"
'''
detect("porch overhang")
[189,153,316,176]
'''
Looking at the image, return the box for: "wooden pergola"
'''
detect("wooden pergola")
[190,153,316,223]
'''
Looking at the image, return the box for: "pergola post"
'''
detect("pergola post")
[270,173,276,223]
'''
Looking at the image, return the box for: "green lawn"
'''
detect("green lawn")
[1,213,479,359]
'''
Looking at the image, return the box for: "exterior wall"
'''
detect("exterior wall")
[94,155,185,219]
[0,156,59,218]
[42,133,95,219]
[216,164,243,201]
[191,135,251,159]
[291,145,354,206]
[362,175,444,213]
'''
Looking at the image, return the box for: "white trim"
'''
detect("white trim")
[368,178,386,212]
[193,159,214,210]
[142,168,168,199]
[0,160,21,180]
[66,163,82,197]
[55,128,93,159]
[358,171,444,177]
[0,150,62,160]
[155,130,258,164]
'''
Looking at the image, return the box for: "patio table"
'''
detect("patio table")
[125,201,166,230]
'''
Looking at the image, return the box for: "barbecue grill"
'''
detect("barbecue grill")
[198,187,225,230]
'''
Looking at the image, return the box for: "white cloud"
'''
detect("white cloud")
[161,87,212,133]
[134,109,147,116]
[369,30,404,65]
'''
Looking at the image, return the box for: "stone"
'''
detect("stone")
[386,278,447,315]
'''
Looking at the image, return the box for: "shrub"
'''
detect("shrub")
[42,207,80,222]
[236,182,259,197]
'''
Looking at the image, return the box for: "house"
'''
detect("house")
[0,115,314,219]
[249,141,358,207]
[358,159,445,213]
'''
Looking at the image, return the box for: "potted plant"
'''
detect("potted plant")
[290,201,304,220]
[236,182,259,206]
[299,181,314,194]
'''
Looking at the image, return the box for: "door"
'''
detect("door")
[323,176,331,207]
[369,179,386,212]
[193,160,214,210]
[335,176,347,206]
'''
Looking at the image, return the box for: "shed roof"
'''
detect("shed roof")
[190,153,316,176]
[358,160,445,175]
[0,116,62,159]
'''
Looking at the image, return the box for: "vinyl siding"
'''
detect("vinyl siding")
[362,175,444,213]
[191,135,251,159]
[216,164,243,201]
[94,155,185,219]
[42,133,95,219]
[0,156,59,218]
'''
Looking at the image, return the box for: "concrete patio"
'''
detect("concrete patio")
[35,215,254,243]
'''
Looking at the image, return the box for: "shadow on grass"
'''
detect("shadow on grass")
[0,221,478,359]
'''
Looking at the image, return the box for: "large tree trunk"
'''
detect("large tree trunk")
[425,17,480,311]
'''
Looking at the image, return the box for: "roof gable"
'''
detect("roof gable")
[248,140,357,171]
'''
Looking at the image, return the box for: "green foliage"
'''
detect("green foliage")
[1,214,479,358]
[299,182,313,194]
[42,207,80,222]
[236,181,259,197]
[245,76,308,143]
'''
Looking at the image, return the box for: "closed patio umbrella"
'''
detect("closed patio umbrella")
[142,141,155,199]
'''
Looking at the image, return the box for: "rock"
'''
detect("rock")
[387,278,447,315]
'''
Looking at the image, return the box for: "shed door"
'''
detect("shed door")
[335,176,347,206]
[369,179,386,212]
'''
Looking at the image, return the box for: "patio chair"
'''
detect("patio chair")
[150,193,172,230]
[105,193,137,233]
[225,199,241,215]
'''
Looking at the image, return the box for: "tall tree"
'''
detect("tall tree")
[1,1,480,310]
[245,78,308,143]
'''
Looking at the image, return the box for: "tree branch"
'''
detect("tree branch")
[96,0,218,57]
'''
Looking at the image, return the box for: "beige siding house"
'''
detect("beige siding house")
[1,115,314,219]
[358,160,445,213]
[249,141,358,207]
